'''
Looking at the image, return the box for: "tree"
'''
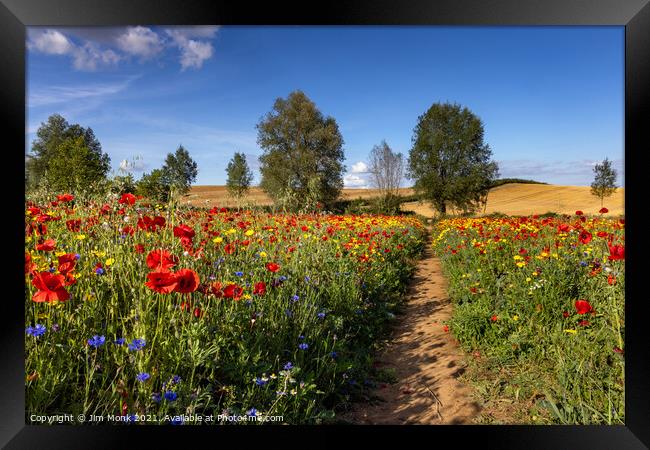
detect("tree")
[161,145,198,196]
[226,152,254,200]
[26,114,110,191]
[256,90,345,210]
[368,140,404,198]
[136,169,170,203]
[590,158,617,207]
[407,102,498,215]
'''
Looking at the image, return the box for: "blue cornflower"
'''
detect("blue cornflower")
[152,392,162,403]
[355,309,363,315]
[26,324,46,337]
[127,414,137,422]
[246,408,257,417]
[304,276,311,282]
[172,375,182,384]
[95,267,105,275]
[279,276,287,282]
[579,261,588,267]
[128,338,146,351]
[285,309,293,317]
[74,254,81,260]
[255,378,268,386]
[48,267,56,273]
[298,335,305,340]
[114,337,125,345]
[87,335,106,348]
[317,312,326,320]
[164,391,178,402]
[136,372,151,382]
[298,343,309,351]
[283,362,294,370]
[291,295,300,302]
[330,351,338,359]
[235,271,244,277]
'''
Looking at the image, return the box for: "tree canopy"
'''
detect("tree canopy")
[590,158,617,207]
[368,140,404,198]
[27,113,111,192]
[256,90,345,210]
[226,152,254,199]
[407,102,498,214]
[161,145,198,195]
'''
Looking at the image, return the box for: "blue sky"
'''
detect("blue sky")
[26,26,624,187]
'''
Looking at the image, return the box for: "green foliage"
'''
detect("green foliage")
[26,114,111,193]
[136,169,170,203]
[407,102,499,215]
[226,152,254,199]
[590,158,617,207]
[489,178,547,188]
[256,90,345,210]
[108,174,137,196]
[161,145,198,195]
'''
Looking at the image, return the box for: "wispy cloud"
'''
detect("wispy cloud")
[350,161,368,173]
[497,158,624,185]
[28,77,138,108]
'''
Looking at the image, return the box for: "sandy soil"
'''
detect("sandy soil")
[342,238,481,425]
[184,184,624,217]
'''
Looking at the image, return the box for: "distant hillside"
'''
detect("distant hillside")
[489,178,548,188]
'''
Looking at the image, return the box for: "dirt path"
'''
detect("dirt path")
[344,239,481,424]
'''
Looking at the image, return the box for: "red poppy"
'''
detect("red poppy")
[35,239,56,252]
[578,230,592,245]
[443,325,449,332]
[574,299,594,315]
[146,249,178,272]
[211,281,224,297]
[608,274,616,285]
[599,207,609,214]
[596,231,608,238]
[173,224,195,240]
[66,219,82,232]
[578,319,590,327]
[134,244,145,254]
[144,272,178,294]
[223,283,243,299]
[25,252,36,275]
[174,269,200,293]
[562,311,570,318]
[57,253,77,275]
[608,244,625,261]
[575,210,583,216]
[266,262,280,273]
[193,307,203,318]
[56,193,75,202]
[490,314,498,322]
[252,281,267,296]
[118,193,136,205]
[31,271,70,303]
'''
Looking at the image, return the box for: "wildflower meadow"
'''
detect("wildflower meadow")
[24,192,426,424]
[432,209,625,424]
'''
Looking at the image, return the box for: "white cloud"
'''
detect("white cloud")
[165,29,215,70]
[72,42,121,71]
[28,26,220,71]
[28,29,74,55]
[116,26,163,59]
[350,161,368,173]
[344,174,370,188]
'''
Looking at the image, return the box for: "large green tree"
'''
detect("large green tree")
[26,113,110,191]
[590,158,617,207]
[407,102,498,215]
[226,152,254,199]
[256,90,345,210]
[161,145,198,196]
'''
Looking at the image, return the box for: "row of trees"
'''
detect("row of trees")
[27,92,618,214]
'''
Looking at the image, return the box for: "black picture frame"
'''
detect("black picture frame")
[2,0,648,448]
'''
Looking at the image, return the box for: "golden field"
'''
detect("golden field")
[183,183,624,217]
